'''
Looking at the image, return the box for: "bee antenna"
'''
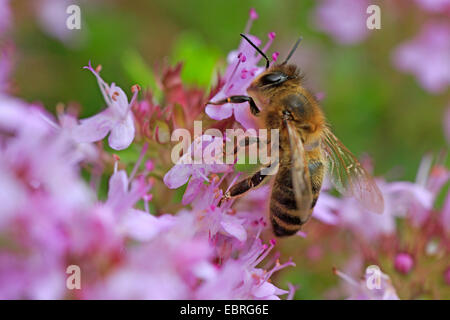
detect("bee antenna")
[240,33,270,69]
[281,36,303,65]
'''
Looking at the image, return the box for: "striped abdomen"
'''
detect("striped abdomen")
[270,160,324,237]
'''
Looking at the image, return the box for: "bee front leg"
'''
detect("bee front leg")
[207,95,260,116]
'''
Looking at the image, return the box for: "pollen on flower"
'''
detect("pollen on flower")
[249,8,258,20]
[272,52,280,61]
[268,32,276,40]
[131,84,141,93]
[112,91,119,101]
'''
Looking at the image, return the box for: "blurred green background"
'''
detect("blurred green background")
[8,0,449,300]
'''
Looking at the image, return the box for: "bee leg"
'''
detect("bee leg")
[220,161,278,204]
[207,95,260,116]
[222,170,268,204]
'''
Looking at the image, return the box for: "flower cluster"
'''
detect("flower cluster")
[1,4,449,300]
[0,8,297,300]
[314,1,450,94]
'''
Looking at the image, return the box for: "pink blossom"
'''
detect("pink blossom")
[106,169,150,215]
[415,0,450,12]
[335,266,400,300]
[84,214,215,299]
[56,113,99,163]
[314,0,370,45]
[393,22,450,93]
[196,237,294,299]
[206,9,276,129]
[394,253,414,274]
[444,267,450,285]
[73,61,139,150]
[163,135,231,205]
[120,210,177,242]
[35,0,85,46]
[313,192,340,225]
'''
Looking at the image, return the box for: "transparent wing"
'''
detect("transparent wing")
[322,127,384,214]
[285,120,314,222]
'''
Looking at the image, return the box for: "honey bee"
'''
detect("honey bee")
[208,34,384,237]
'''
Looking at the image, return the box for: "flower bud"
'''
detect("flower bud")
[444,267,450,286]
[394,253,414,274]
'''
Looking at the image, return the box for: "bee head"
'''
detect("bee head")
[239,34,303,95]
[247,64,301,100]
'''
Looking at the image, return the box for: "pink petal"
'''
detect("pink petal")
[121,210,175,242]
[205,103,233,120]
[220,216,247,242]
[252,281,276,298]
[233,103,256,129]
[108,114,135,150]
[163,164,192,189]
[107,170,128,204]
[182,178,204,205]
[73,109,114,143]
[109,83,129,117]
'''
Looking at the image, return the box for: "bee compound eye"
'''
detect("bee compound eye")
[261,72,287,85]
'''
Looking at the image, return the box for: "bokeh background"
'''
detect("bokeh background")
[5,0,450,299]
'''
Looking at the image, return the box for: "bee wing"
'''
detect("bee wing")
[322,127,384,214]
[285,120,314,222]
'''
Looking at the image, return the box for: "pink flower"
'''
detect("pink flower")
[56,113,99,163]
[73,61,139,150]
[163,135,231,205]
[394,253,414,274]
[0,0,12,36]
[120,210,177,242]
[415,0,450,12]
[393,22,450,93]
[196,237,294,299]
[444,267,450,285]
[35,0,85,46]
[205,9,276,129]
[313,192,341,225]
[335,266,400,300]
[84,214,216,299]
[314,0,369,44]
[106,169,150,215]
